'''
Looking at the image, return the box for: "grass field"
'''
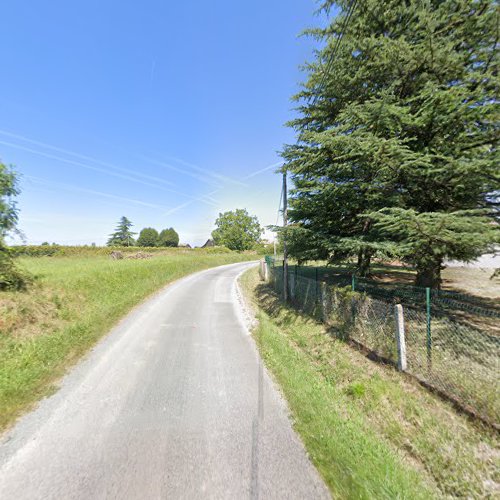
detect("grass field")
[0,249,254,432]
[240,267,500,498]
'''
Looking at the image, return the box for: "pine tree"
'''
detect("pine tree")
[107,216,136,247]
[283,0,499,286]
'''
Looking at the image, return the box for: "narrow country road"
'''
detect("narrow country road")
[0,262,329,500]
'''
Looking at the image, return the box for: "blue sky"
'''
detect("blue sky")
[1,1,327,246]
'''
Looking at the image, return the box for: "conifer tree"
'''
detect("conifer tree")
[283,0,499,286]
[107,216,136,247]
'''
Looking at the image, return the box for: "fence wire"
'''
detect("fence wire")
[263,257,500,426]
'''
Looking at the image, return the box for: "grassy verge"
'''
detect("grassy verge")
[240,267,499,498]
[0,250,254,431]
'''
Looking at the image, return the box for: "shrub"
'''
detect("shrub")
[0,249,32,290]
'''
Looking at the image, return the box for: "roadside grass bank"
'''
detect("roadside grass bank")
[0,250,254,432]
[240,267,499,498]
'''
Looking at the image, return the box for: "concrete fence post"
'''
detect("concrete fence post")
[321,282,328,323]
[261,260,268,281]
[394,304,407,371]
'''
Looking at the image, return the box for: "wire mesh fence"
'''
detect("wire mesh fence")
[262,257,500,426]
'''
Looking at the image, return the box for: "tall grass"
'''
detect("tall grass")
[240,267,499,498]
[0,251,254,431]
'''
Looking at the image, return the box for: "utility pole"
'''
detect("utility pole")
[283,170,288,302]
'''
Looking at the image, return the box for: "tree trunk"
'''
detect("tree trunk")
[357,248,372,277]
[356,219,373,277]
[415,259,443,289]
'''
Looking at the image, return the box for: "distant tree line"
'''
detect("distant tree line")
[107,216,179,247]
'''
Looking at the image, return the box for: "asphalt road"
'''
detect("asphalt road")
[0,262,330,499]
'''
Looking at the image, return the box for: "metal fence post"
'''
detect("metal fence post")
[352,274,356,292]
[426,287,432,368]
[394,304,407,371]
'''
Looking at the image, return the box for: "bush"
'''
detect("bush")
[0,249,32,290]
[158,228,179,247]
[137,228,159,247]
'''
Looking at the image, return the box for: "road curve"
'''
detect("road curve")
[0,262,329,499]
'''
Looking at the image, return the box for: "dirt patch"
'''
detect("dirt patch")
[126,252,154,260]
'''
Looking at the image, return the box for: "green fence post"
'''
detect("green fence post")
[352,274,356,292]
[426,287,432,368]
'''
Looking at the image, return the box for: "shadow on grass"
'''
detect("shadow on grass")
[254,281,396,368]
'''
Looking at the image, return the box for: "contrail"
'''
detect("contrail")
[162,189,220,216]
[0,129,176,188]
[26,176,171,211]
[141,156,222,188]
[0,140,218,207]
[243,161,282,179]
[0,128,283,218]
[147,154,247,187]
[159,161,283,216]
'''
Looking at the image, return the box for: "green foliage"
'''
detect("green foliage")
[283,0,500,286]
[368,208,500,287]
[158,227,179,247]
[0,162,19,239]
[212,209,263,251]
[252,241,278,256]
[137,227,159,247]
[0,248,32,291]
[107,216,136,246]
[0,162,32,290]
[279,225,330,264]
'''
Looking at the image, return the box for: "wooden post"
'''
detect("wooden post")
[283,171,289,302]
[394,304,407,372]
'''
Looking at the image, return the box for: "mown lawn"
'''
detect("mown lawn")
[0,250,254,431]
[240,267,499,499]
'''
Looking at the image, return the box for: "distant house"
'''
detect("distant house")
[201,239,215,248]
[179,243,192,249]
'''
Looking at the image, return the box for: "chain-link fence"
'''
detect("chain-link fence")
[261,257,500,426]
